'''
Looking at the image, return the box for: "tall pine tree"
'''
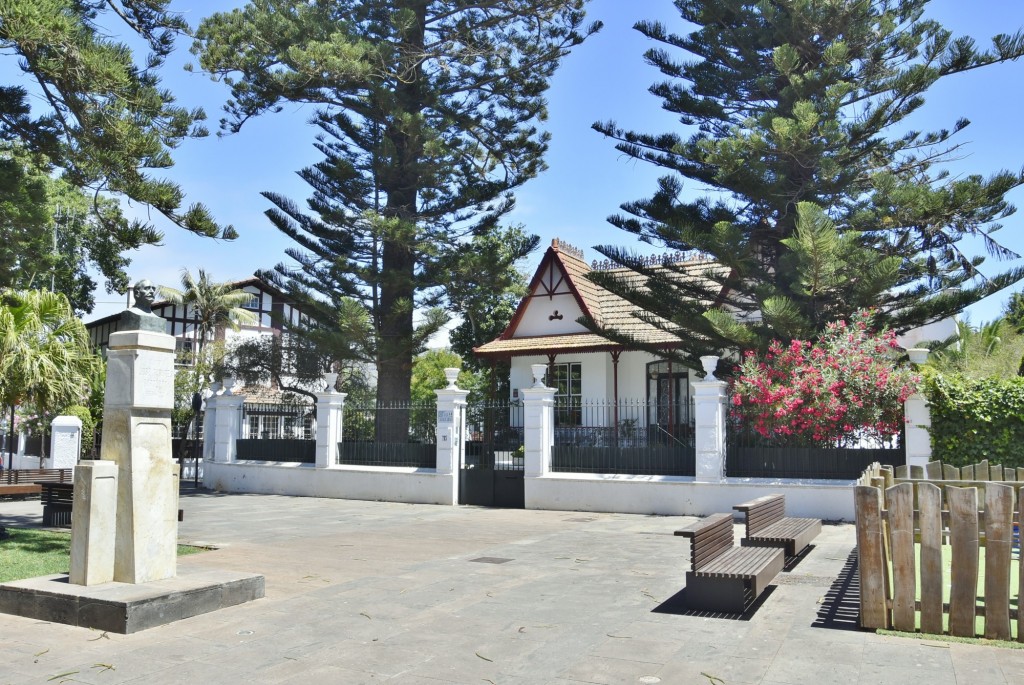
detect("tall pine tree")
[194,1,598,413]
[589,0,1024,368]
[0,1,234,241]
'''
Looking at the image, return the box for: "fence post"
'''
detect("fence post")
[315,388,347,469]
[905,348,932,469]
[201,384,219,463]
[694,356,728,483]
[206,391,243,464]
[436,368,469,504]
[522,364,555,479]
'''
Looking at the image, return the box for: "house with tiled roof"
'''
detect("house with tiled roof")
[474,239,727,432]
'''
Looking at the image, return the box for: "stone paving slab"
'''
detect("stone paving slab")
[2,490,1024,684]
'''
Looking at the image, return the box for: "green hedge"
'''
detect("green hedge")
[925,373,1024,467]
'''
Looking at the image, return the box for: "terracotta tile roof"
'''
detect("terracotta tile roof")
[555,243,604,327]
[475,241,728,358]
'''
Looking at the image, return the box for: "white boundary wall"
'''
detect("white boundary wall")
[203,461,456,505]
[525,474,854,521]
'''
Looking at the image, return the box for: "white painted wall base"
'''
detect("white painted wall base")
[524,473,855,521]
[204,461,457,505]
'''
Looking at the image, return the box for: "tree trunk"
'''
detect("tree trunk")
[374,0,426,443]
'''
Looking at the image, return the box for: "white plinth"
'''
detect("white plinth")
[101,329,179,584]
[70,461,118,586]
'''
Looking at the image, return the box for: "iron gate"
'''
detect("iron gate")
[461,400,524,508]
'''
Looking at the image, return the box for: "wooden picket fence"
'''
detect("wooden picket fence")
[856,460,1024,640]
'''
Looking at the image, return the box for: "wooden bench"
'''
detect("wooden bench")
[0,468,73,498]
[733,494,821,557]
[675,513,784,612]
[38,480,185,527]
[40,482,74,527]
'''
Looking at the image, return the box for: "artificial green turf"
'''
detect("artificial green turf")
[0,528,206,583]
[892,542,1021,638]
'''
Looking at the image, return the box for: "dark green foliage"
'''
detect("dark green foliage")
[925,372,1024,467]
[589,0,1024,367]
[0,144,144,313]
[227,334,329,404]
[0,1,235,241]
[194,1,598,406]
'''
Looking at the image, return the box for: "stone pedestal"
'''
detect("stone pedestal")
[207,393,244,464]
[436,382,469,504]
[315,391,347,468]
[69,461,118,586]
[49,416,82,469]
[101,330,179,584]
[522,387,555,479]
[694,380,728,483]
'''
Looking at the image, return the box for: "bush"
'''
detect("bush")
[925,372,1024,467]
[730,310,919,446]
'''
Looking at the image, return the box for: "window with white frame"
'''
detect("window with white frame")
[552,362,582,426]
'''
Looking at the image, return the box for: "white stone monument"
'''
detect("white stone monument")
[0,280,265,632]
[99,279,180,584]
[48,415,82,469]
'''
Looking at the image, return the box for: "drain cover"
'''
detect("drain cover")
[470,557,513,564]
[566,517,595,522]
[638,677,661,684]
[773,574,835,587]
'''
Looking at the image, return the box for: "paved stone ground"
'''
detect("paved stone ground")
[3,488,1024,684]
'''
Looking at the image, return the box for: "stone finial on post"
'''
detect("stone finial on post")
[315,374,346,468]
[694,356,728,483]
[905,348,932,468]
[436,368,469,505]
[521,371,555,480]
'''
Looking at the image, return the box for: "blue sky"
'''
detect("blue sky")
[87,0,1024,333]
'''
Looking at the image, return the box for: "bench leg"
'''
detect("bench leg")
[685,572,749,613]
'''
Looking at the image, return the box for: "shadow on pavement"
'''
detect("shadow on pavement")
[811,549,862,631]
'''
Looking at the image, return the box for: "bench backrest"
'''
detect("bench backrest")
[735,495,785,536]
[2,468,72,485]
[40,482,74,505]
[676,513,735,571]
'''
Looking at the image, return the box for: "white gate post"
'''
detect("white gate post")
[436,368,469,505]
[315,385,346,469]
[694,356,728,483]
[207,390,243,464]
[905,348,932,468]
[522,364,555,479]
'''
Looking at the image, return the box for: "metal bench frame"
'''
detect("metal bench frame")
[675,513,784,612]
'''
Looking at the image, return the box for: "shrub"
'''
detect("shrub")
[925,372,1024,467]
[730,310,919,446]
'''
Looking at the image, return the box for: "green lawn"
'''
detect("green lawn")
[0,528,206,583]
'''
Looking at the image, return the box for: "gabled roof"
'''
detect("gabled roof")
[474,239,727,359]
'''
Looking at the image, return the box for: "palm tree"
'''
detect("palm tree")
[0,289,98,465]
[159,269,258,349]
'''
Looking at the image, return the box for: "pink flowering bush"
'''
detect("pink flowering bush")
[730,310,920,446]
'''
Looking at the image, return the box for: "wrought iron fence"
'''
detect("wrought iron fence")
[339,400,437,468]
[236,402,316,462]
[466,400,524,471]
[243,402,315,440]
[551,399,695,476]
[726,416,904,479]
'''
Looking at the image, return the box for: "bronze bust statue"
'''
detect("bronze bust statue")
[120,279,167,333]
